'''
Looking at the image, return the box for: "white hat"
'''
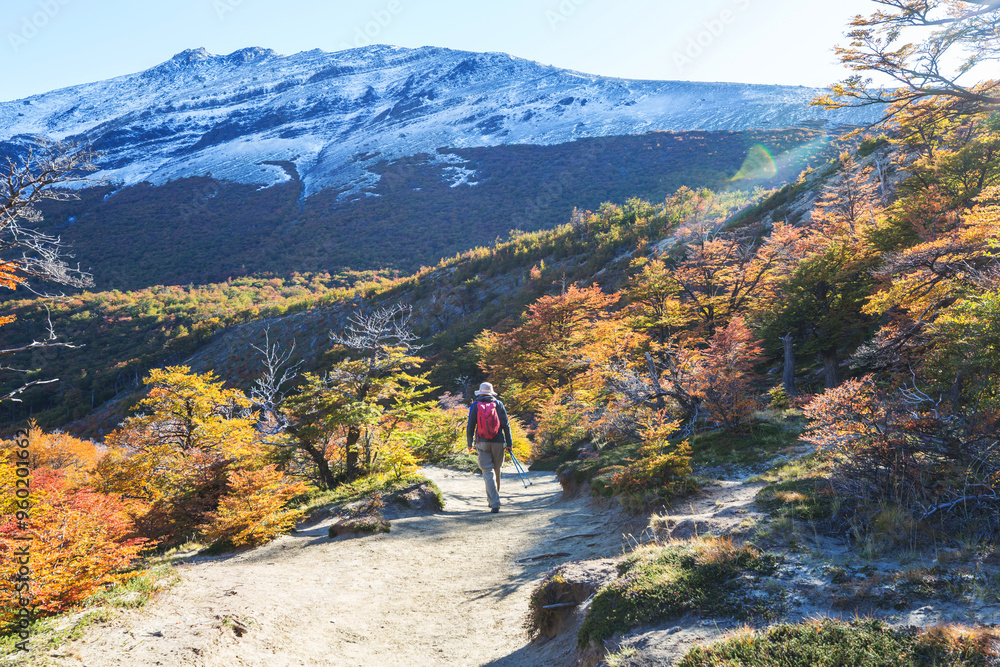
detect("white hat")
[474,382,497,396]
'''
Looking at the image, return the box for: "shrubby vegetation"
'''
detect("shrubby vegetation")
[576,537,779,646]
[675,619,998,667]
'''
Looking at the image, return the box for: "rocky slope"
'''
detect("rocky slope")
[1,45,878,197]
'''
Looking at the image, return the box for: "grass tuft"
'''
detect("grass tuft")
[577,537,780,647]
[676,618,998,666]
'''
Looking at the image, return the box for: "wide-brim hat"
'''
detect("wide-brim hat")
[474,382,497,396]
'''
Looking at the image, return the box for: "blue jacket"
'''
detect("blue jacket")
[466,396,513,449]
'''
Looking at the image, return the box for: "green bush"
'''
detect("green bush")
[767,385,791,410]
[858,134,890,158]
[412,407,467,462]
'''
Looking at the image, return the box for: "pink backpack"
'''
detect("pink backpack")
[476,402,501,441]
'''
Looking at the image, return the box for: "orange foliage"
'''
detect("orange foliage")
[0,471,149,622]
[0,422,102,488]
[866,186,1000,321]
[665,221,802,337]
[804,376,1000,532]
[476,285,645,413]
[95,367,267,546]
[687,316,764,432]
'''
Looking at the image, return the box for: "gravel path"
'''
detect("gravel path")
[45,466,631,667]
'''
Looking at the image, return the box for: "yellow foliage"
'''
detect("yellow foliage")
[533,391,589,457]
[0,261,23,292]
[114,366,259,463]
[199,465,308,547]
[0,422,102,488]
[376,434,420,479]
[509,416,533,464]
[100,366,265,503]
[611,411,692,495]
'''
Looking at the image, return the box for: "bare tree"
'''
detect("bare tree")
[255,305,429,487]
[816,0,1000,121]
[249,329,302,435]
[0,142,96,402]
[1,142,96,291]
[322,305,426,478]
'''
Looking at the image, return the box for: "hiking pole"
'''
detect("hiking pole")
[507,449,530,488]
[509,450,533,486]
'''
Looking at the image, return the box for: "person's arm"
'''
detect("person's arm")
[497,401,514,450]
[466,404,477,451]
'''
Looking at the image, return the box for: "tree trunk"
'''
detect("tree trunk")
[345,425,361,480]
[646,352,666,410]
[780,333,798,396]
[949,373,964,409]
[301,440,336,490]
[822,349,840,389]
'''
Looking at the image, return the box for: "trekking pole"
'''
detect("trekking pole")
[507,449,530,488]
[509,450,533,486]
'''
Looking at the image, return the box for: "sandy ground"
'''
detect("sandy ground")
[42,466,637,667]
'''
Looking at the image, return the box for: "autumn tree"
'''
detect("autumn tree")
[96,366,262,542]
[626,258,687,345]
[816,0,1000,120]
[199,465,308,547]
[805,375,1000,535]
[475,285,641,414]
[0,470,149,623]
[873,105,1000,252]
[662,221,801,338]
[857,184,1000,383]
[280,305,432,485]
[0,421,100,488]
[687,317,765,432]
[753,157,882,388]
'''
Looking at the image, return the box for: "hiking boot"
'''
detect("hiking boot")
[491,507,500,513]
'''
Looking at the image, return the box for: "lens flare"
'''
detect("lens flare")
[731,144,778,181]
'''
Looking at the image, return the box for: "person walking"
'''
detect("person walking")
[466,382,513,513]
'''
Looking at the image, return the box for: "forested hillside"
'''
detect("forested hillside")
[33,128,830,291]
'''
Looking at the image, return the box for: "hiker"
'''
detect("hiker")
[466,382,513,513]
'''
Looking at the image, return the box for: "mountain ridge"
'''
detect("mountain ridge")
[1,45,879,198]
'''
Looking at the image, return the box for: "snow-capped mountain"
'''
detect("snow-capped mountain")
[0,45,877,196]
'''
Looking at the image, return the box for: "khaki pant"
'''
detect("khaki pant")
[475,439,506,509]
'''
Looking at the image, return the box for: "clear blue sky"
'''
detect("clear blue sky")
[1,0,878,101]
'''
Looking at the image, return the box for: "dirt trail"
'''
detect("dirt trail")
[651,479,766,541]
[45,467,636,667]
